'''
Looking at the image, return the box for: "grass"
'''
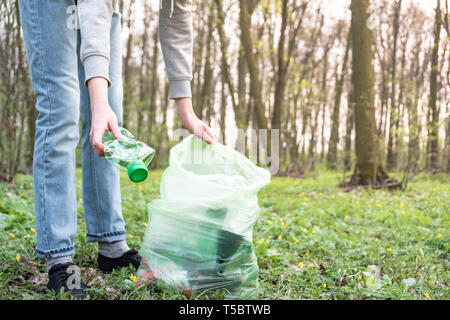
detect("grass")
[0,169,448,300]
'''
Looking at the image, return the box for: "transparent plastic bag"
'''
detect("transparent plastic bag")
[137,135,271,298]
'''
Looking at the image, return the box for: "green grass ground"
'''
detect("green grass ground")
[0,169,448,300]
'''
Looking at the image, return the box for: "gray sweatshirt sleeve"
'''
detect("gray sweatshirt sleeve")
[77,0,113,87]
[159,0,193,99]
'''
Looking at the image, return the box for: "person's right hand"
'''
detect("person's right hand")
[90,104,123,157]
[87,77,123,157]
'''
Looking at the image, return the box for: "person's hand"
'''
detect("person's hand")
[176,97,216,144]
[87,77,123,157]
[90,105,123,157]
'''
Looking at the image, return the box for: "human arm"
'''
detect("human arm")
[77,0,113,86]
[77,1,122,156]
[87,78,123,157]
[159,0,215,143]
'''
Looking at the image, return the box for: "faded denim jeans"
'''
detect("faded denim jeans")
[18,0,127,258]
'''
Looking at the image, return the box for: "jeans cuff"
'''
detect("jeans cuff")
[36,245,75,259]
[86,230,127,243]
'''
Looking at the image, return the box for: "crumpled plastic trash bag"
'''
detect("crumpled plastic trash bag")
[137,135,271,298]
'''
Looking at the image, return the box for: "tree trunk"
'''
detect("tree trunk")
[214,0,242,128]
[428,0,442,172]
[148,28,159,145]
[343,88,354,172]
[327,31,351,169]
[386,0,402,171]
[199,3,215,120]
[346,0,392,187]
[137,1,151,139]
[122,0,135,128]
[239,0,268,131]
[319,46,330,161]
[406,44,420,171]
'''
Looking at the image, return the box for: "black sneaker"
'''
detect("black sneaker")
[47,263,89,298]
[97,249,141,274]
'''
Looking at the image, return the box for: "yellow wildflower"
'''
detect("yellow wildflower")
[319,193,323,196]
[30,228,35,233]
[142,222,148,227]
[128,233,134,238]
[24,235,29,239]
[15,254,20,262]
[9,233,15,238]
[401,210,406,215]
[129,274,137,282]
[267,221,273,225]
[278,235,282,240]
[265,240,270,244]
[437,234,442,239]
[424,293,430,299]
[322,283,327,288]
[357,274,363,281]
[298,262,305,268]
[355,200,360,205]
[258,239,264,245]
[376,203,382,208]
[400,203,404,208]
[387,248,393,253]
[309,263,314,268]
[8,241,12,247]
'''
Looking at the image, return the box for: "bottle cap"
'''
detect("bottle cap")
[127,162,148,183]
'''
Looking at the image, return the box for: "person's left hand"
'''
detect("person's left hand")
[176,98,216,144]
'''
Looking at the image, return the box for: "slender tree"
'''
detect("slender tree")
[239,0,268,131]
[428,0,442,172]
[122,0,136,128]
[327,30,351,169]
[386,0,403,170]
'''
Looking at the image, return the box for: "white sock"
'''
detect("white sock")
[47,255,73,272]
[98,240,130,258]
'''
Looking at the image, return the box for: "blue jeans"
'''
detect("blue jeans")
[18,0,127,258]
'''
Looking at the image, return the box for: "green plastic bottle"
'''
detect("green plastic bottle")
[103,127,155,183]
